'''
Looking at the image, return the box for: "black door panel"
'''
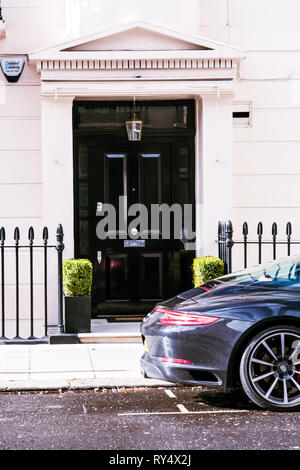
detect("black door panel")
[74,138,195,317]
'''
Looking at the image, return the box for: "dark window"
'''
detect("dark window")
[74,101,193,131]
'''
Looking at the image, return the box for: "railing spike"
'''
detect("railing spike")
[272,222,277,260]
[286,222,292,237]
[224,220,233,232]
[43,226,49,242]
[242,222,248,236]
[14,227,20,242]
[0,227,5,242]
[56,223,64,242]
[28,226,34,243]
[272,222,277,236]
[257,222,263,236]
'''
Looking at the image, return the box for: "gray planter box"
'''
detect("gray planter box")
[64,296,91,334]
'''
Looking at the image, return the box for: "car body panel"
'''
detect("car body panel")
[140,255,300,390]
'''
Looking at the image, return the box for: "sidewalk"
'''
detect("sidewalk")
[0,321,172,391]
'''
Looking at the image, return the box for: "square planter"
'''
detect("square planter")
[64,296,91,334]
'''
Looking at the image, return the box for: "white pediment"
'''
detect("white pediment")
[29,21,245,61]
[64,26,210,52]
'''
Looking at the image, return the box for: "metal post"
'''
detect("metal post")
[272,222,277,260]
[43,227,49,338]
[257,222,263,264]
[218,221,222,261]
[219,221,225,268]
[28,227,35,339]
[218,220,234,275]
[286,222,292,257]
[224,220,234,274]
[242,222,248,269]
[14,227,20,339]
[56,224,64,333]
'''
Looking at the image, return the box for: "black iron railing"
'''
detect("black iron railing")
[0,224,64,344]
[218,220,300,275]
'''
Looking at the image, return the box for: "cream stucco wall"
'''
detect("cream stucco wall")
[63,0,300,266]
[0,0,66,336]
[229,0,300,268]
[0,0,300,334]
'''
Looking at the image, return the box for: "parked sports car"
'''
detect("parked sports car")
[140,255,300,411]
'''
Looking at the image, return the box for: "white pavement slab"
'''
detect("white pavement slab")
[0,343,172,390]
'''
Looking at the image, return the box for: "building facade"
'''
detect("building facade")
[0,0,300,336]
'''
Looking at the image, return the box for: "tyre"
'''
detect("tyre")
[239,325,300,411]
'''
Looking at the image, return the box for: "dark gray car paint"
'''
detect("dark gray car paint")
[140,285,300,389]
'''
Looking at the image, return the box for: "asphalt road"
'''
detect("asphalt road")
[0,386,300,451]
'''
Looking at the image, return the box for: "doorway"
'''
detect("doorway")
[73,100,196,317]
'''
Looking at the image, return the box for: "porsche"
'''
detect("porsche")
[140,255,300,411]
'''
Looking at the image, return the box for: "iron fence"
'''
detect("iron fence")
[218,220,300,275]
[0,224,64,344]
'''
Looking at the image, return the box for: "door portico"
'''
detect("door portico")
[29,21,245,316]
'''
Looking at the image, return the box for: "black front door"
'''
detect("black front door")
[95,142,171,315]
[74,102,195,318]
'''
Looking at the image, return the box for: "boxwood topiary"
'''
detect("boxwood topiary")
[63,259,93,297]
[192,256,224,287]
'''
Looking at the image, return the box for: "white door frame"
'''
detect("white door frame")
[40,81,233,259]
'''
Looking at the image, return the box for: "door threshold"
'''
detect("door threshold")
[94,315,144,323]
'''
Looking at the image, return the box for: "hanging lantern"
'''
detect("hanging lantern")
[126,98,143,141]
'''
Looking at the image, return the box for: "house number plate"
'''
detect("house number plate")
[124,240,145,248]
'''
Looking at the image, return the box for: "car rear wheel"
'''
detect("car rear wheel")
[240,325,300,411]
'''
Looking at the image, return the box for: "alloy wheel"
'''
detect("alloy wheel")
[240,326,300,410]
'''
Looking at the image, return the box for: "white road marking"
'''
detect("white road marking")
[177,404,189,413]
[165,390,176,398]
[44,405,64,409]
[118,409,250,416]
